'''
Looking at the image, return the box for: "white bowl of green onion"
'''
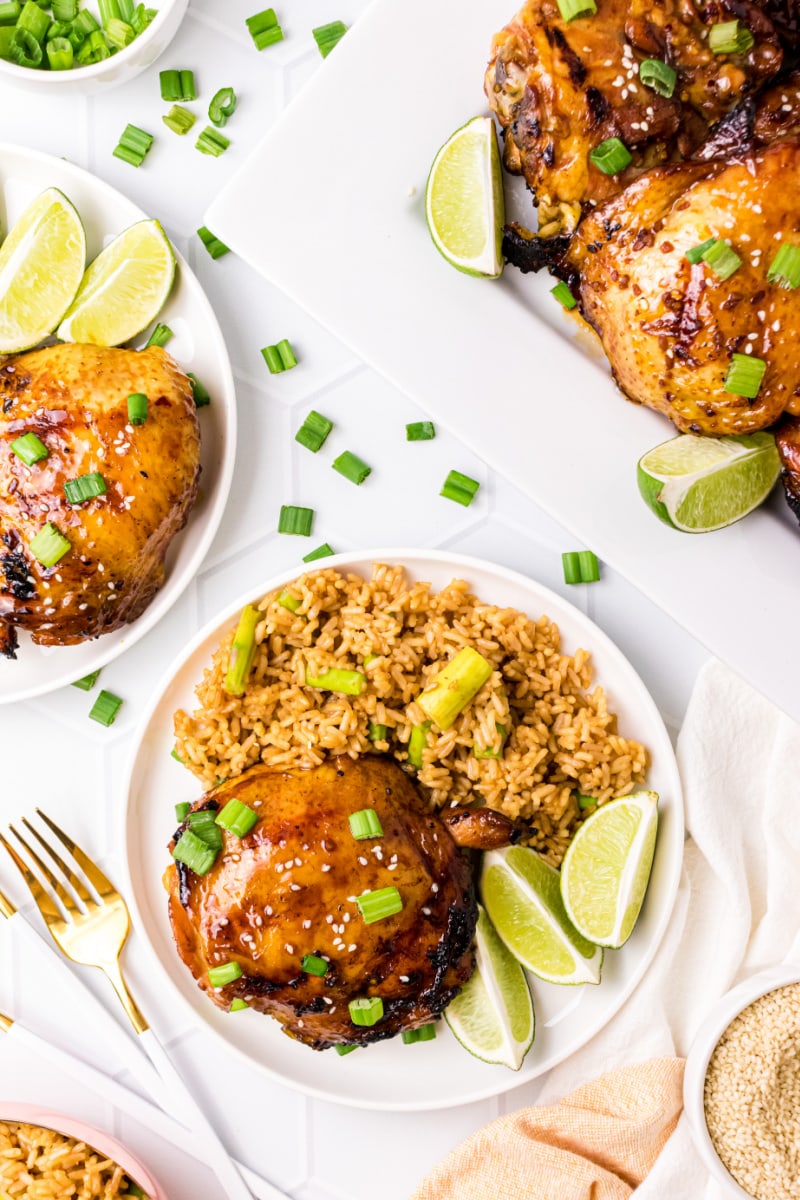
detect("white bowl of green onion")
[0,0,188,92]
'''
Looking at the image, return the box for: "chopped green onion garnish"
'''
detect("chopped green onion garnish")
[29,523,70,567]
[246,7,283,49]
[335,1043,357,1055]
[64,472,106,506]
[52,0,77,18]
[224,603,261,696]
[76,29,109,64]
[562,549,600,584]
[127,393,148,425]
[440,469,480,506]
[303,542,334,563]
[186,809,223,851]
[407,721,431,769]
[685,237,716,265]
[145,323,174,349]
[130,4,156,35]
[209,86,237,127]
[551,280,577,310]
[406,420,436,441]
[104,18,133,49]
[277,588,302,612]
[333,450,371,485]
[278,504,314,536]
[724,353,767,399]
[639,58,676,97]
[172,829,217,876]
[197,225,230,259]
[357,887,403,924]
[701,239,742,281]
[474,722,507,760]
[261,339,298,373]
[349,809,384,840]
[11,432,47,465]
[709,19,754,55]
[162,104,196,136]
[175,801,191,822]
[17,1,48,39]
[170,749,183,763]
[577,794,597,810]
[208,962,243,987]
[188,374,211,408]
[0,2,20,25]
[113,124,153,168]
[73,8,98,35]
[349,996,385,1027]
[767,243,800,289]
[296,410,333,453]
[160,68,196,101]
[305,667,367,696]
[46,34,72,68]
[215,798,258,838]
[301,954,328,976]
[556,0,596,19]
[10,27,41,65]
[312,19,347,57]
[402,1024,437,1044]
[230,998,249,1012]
[196,126,230,157]
[88,689,123,727]
[417,646,493,730]
[589,137,632,175]
[178,68,195,99]
[72,669,101,692]
[368,722,388,742]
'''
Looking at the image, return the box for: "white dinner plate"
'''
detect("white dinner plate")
[205,0,800,725]
[123,549,684,1111]
[0,143,236,703]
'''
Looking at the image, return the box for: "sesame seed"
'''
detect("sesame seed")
[302,919,311,929]
[348,944,357,952]
[321,864,331,872]
[285,943,294,954]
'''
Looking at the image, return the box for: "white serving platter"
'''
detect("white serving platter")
[206,0,800,724]
[123,549,684,1111]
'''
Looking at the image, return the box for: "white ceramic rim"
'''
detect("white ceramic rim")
[121,547,685,1111]
[683,963,800,1199]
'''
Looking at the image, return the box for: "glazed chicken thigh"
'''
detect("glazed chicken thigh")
[0,343,201,656]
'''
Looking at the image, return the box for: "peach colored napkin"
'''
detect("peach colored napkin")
[411,1058,684,1200]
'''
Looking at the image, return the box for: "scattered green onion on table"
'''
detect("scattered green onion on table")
[246,6,283,49]
[303,542,334,563]
[312,20,347,57]
[197,226,230,259]
[0,0,158,70]
[562,550,600,585]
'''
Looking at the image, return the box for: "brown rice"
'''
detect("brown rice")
[0,1122,146,1199]
[174,564,648,864]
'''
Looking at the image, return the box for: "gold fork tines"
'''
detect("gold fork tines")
[0,884,15,920]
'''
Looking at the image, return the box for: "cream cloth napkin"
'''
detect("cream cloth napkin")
[412,659,800,1198]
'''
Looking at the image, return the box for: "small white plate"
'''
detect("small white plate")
[123,549,684,1111]
[0,144,236,703]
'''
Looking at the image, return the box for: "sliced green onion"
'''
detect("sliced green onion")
[685,237,716,265]
[368,722,388,742]
[186,809,223,851]
[701,239,742,281]
[278,505,314,536]
[172,829,217,876]
[246,7,283,49]
[577,794,597,810]
[46,34,72,67]
[17,0,48,39]
[301,954,328,976]
[131,5,156,35]
[11,432,47,465]
[208,962,243,987]
[305,667,367,696]
[349,809,384,840]
[224,603,260,696]
[709,19,754,55]
[767,243,800,289]
[333,451,371,485]
[589,137,632,175]
[277,588,302,612]
[163,104,196,136]
[64,472,107,506]
[127,393,148,425]
[551,280,577,309]
[556,0,596,19]
[474,722,507,760]
[215,798,258,838]
[0,1,20,22]
[209,86,237,127]
[335,1043,357,1055]
[188,374,211,408]
[295,410,333,453]
[196,126,230,157]
[562,549,600,584]
[29,523,70,567]
[72,669,101,691]
[639,58,677,98]
[170,749,183,763]
[88,689,123,727]
[407,721,431,769]
[357,887,403,924]
[312,19,347,57]
[197,225,230,259]
[349,996,384,1026]
[406,420,436,441]
[99,0,121,23]
[159,67,195,101]
[417,646,493,730]
[77,29,109,63]
[52,0,77,19]
[104,18,133,48]
[402,1024,437,1044]
[113,124,153,167]
[724,353,766,399]
[174,801,191,822]
[47,20,71,41]
[303,542,334,563]
[230,998,249,1012]
[145,323,174,349]
[10,27,41,65]
[261,339,298,373]
[440,469,480,506]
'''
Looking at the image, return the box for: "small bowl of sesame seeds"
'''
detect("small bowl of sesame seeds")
[683,964,800,1200]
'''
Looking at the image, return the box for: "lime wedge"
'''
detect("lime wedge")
[560,792,659,949]
[426,115,505,278]
[480,846,603,985]
[57,219,175,346]
[637,432,780,533]
[444,906,534,1070]
[0,188,85,353]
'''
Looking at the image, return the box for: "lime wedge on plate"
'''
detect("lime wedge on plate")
[426,115,505,278]
[481,846,603,985]
[0,187,85,353]
[57,219,175,346]
[560,792,659,949]
[637,432,780,532]
[445,906,534,1070]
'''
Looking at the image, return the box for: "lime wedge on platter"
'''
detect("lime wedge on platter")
[0,187,85,353]
[637,432,781,533]
[426,115,505,278]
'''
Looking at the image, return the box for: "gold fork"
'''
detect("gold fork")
[1,810,259,1200]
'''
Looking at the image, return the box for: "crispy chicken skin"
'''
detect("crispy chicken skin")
[166,757,480,1050]
[0,344,200,653]
[485,0,787,233]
